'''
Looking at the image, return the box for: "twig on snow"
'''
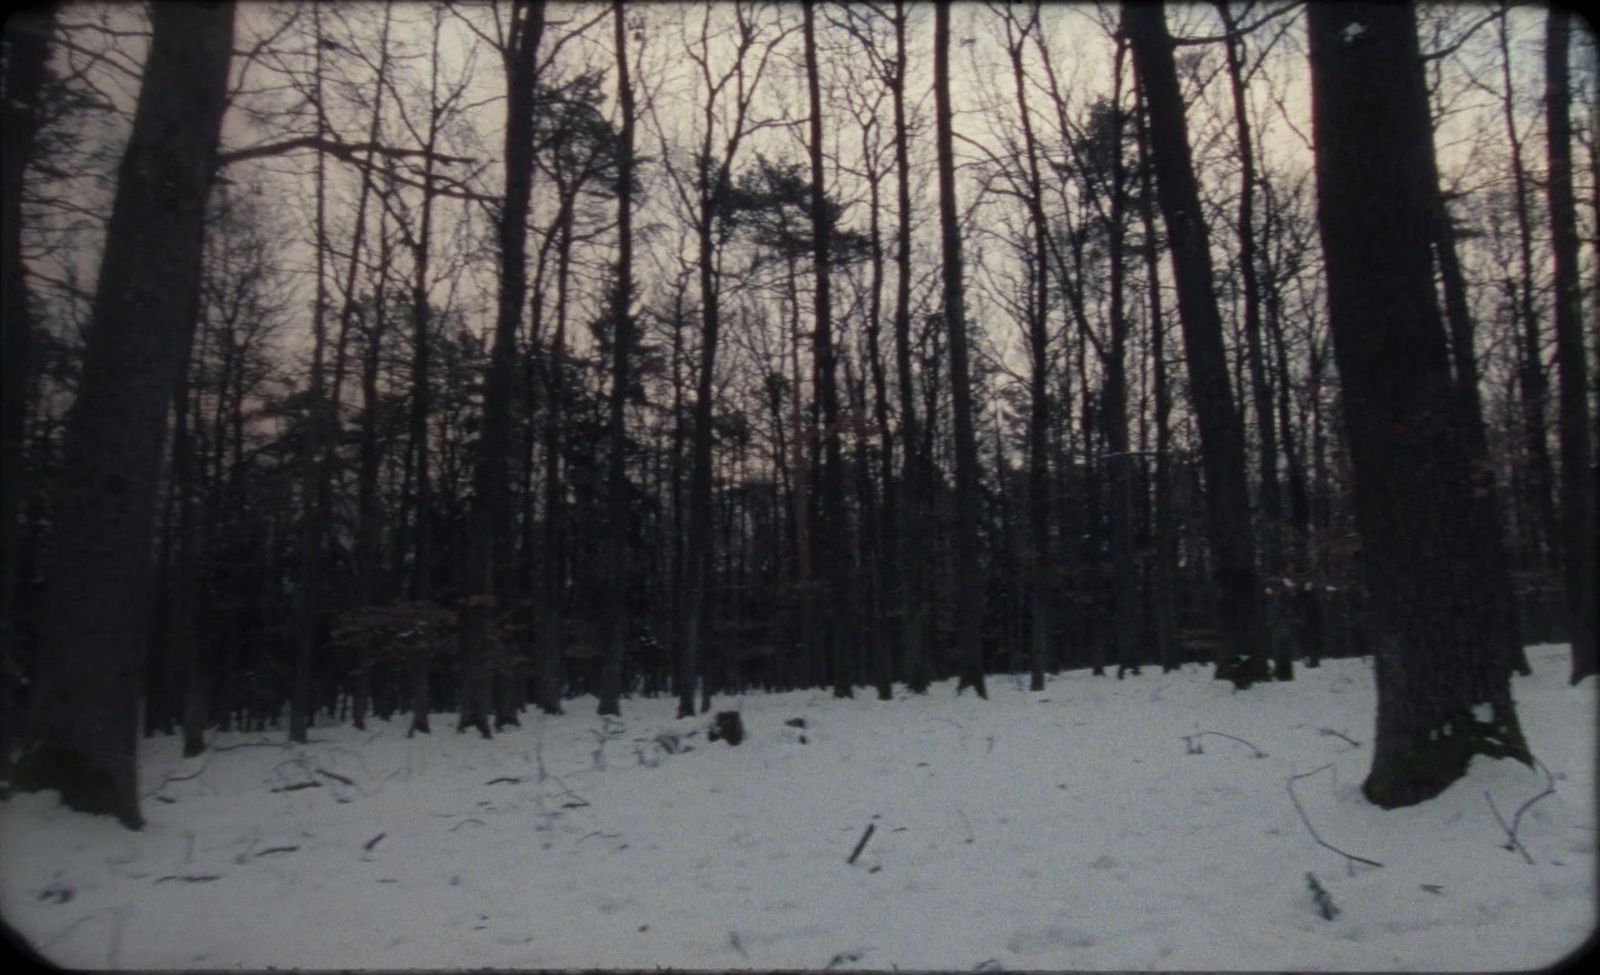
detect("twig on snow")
[270,781,321,793]
[847,823,877,865]
[254,845,299,858]
[209,739,295,753]
[577,831,622,844]
[1287,764,1383,874]
[315,767,355,786]
[1181,730,1268,758]
[1305,871,1340,919]
[1486,758,1557,865]
[1316,728,1361,748]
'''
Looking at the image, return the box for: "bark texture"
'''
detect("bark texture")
[1307,2,1531,808]
[22,2,235,828]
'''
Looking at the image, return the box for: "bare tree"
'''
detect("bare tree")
[934,2,984,698]
[1307,1,1532,807]
[20,1,234,828]
[1544,8,1596,683]
[597,0,637,715]
[1124,0,1271,687]
[460,0,546,736]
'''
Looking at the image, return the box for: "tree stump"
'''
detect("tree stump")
[708,711,744,746]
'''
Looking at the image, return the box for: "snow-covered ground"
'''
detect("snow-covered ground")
[2,644,1594,970]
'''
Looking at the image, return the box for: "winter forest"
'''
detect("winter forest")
[0,1,1597,969]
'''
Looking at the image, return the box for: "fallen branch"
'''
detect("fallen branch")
[363,833,386,852]
[448,818,486,832]
[1181,731,1268,758]
[847,823,877,865]
[577,831,622,844]
[485,776,523,786]
[1316,728,1361,748]
[315,768,355,786]
[1305,872,1340,920]
[209,739,295,753]
[153,874,221,884]
[1287,764,1383,874]
[270,781,321,793]
[1486,759,1557,865]
[254,845,299,858]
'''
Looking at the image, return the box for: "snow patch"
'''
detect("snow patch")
[1,645,1593,970]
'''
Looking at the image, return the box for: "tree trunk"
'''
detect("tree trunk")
[1544,8,1597,683]
[538,207,575,714]
[0,8,56,766]
[460,0,544,737]
[406,68,443,738]
[804,2,850,700]
[1133,77,1178,674]
[598,0,635,715]
[1004,7,1053,693]
[22,1,233,828]
[1103,42,1139,680]
[891,0,928,695]
[1124,1,1270,687]
[861,115,896,702]
[1307,2,1532,808]
[1216,2,1282,578]
[934,3,985,699]
[291,7,333,745]
[1492,9,1560,573]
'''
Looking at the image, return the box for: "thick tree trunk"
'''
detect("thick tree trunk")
[1124,1,1270,687]
[1133,79,1178,674]
[1544,9,1597,683]
[934,3,985,698]
[1,9,56,765]
[1307,2,1532,808]
[22,2,233,828]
